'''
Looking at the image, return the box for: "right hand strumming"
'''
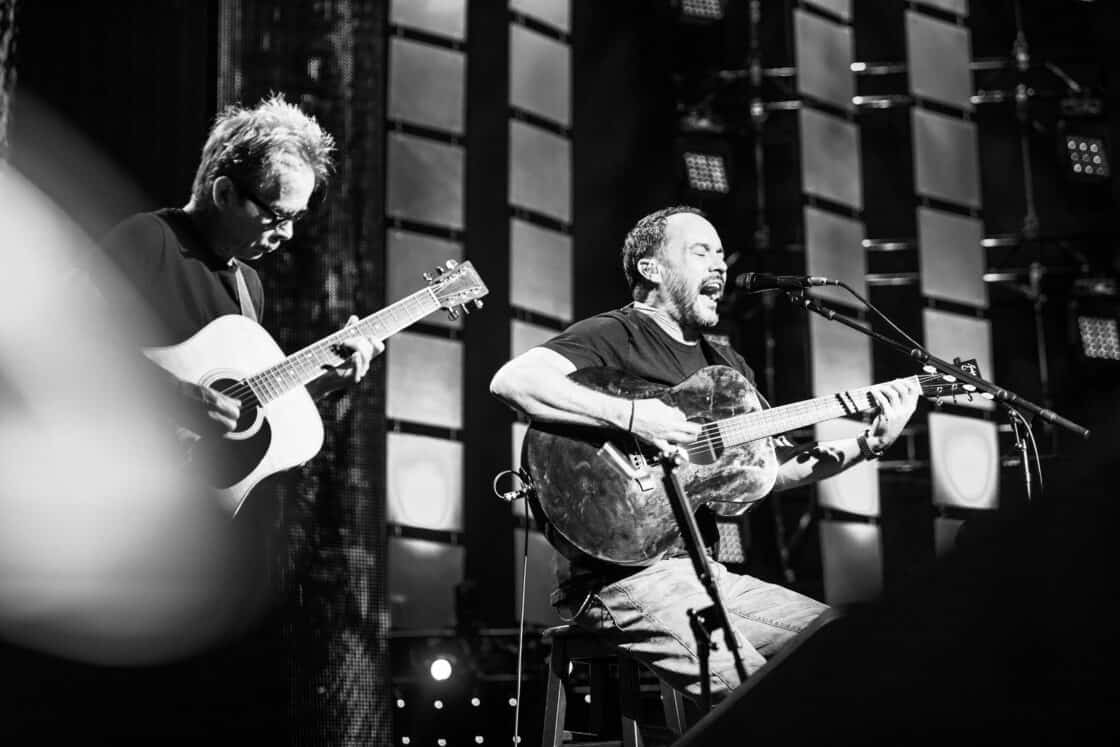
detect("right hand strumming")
[626,398,701,453]
[178,380,242,438]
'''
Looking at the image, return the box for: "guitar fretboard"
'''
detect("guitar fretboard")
[712,375,920,446]
[243,287,440,405]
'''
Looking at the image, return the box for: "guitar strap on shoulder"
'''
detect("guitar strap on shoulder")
[233,263,259,322]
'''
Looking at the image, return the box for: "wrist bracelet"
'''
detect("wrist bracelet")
[857,431,886,460]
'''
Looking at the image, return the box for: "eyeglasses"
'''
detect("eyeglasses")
[235,181,308,227]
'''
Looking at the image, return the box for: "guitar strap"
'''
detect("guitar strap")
[233,263,259,322]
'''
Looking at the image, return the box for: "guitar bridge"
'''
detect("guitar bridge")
[597,441,656,492]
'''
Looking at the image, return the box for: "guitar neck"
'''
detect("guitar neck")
[715,375,919,446]
[245,286,440,404]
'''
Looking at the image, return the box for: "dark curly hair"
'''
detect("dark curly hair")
[620,205,706,300]
[190,92,335,205]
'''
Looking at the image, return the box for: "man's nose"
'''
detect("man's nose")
[273,220,295,241]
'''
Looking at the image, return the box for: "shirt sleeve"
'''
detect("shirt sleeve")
[539,313,631,370]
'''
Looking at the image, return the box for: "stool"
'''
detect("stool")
[541,624,689,747]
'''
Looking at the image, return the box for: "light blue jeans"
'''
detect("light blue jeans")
[565,557,827,700]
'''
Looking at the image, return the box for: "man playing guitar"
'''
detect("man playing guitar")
[490,206,920,699]
[98,93,380,443]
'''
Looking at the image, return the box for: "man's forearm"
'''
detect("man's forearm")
[490,361,629,430]
[772,437,868,492]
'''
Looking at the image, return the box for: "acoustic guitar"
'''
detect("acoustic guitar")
[145,260,488,515]
[522,364,966,565]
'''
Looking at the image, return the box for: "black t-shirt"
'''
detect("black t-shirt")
[98,208,264,347]
[538,304,760,604]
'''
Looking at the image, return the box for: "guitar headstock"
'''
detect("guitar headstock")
[425,260,489,320]
[917,357,994,404]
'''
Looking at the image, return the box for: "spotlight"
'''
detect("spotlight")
[677,0,725,22]
[429,657,453,681]
[1070,276,1120,367]
[1077,316,1119,359]
[683,153,730,193]
[1058,96,1111,184]
[713,516,749,565]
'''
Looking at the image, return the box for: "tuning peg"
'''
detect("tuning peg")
[435,266,446,275]
[445,259,459,270]
[473,299,484,310]
[447,308,460,321]
[459,304,471,315]
[423,272,434,282]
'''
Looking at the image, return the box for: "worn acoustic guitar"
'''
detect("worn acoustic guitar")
[145,260,487,515]
[522,364,966,566]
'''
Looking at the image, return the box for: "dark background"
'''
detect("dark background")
[3,0,1119,743]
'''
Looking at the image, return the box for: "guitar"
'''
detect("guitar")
[522,364,967,566]
[145,259,488,515]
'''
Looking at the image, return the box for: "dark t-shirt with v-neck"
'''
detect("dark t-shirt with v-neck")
[98,208,264,347]
[539,304,759,605]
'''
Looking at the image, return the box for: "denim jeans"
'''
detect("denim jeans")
[565,557,827,700]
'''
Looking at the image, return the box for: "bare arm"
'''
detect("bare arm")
[489,347,701,451]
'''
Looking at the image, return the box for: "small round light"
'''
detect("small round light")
[396,699,405,709]
[475,738,485,745]
[437,740,447,747]
[470,697,481,707]
[429,657,453,681]
[508,697,518,707]
[585,694,592,704]
[434,699,444,710]
[401,739,410,746]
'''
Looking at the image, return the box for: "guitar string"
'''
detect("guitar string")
[678,374,953,456]
[681,373,956,455]
[212,291,438,406]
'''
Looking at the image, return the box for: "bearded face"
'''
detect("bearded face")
[663,264,723,328]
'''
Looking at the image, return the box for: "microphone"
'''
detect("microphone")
[732,272,839,292]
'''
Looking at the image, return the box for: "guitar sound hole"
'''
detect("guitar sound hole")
[212,377,260,435]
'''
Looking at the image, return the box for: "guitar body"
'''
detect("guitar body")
[522,365,778,566]
[144,314,324,515]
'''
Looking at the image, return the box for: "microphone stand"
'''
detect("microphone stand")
[787,291,1090,439]
[655,447,749,712]
[785,290,1090,503]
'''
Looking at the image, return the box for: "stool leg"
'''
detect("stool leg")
[542,639,568,747]
[617,658,644,747]
[659,680,687,735]
[588,659,609,734]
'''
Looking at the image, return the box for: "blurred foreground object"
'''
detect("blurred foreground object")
[0,164,265,666]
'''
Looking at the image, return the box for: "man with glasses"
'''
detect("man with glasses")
[99,93,380,439]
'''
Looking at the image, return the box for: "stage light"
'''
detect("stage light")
[396,698,406,709]
[470,696,481,707]
[429,656,453,681]
[475,738,485,744]
[437,739,447,747]
[683,152,730,193]
[401,739,410,745]
[1058,96,1111,184]
[1063,135,1110,180]
[1070,276,1120,366]
[678,0,725,22]
[1077,316,1119,360]
[508,697,518,707]
[433,699,444,709]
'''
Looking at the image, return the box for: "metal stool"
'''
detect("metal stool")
[541,624,689,747]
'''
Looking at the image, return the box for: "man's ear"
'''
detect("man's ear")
[212,176,237,210]
[637,257,661,283]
